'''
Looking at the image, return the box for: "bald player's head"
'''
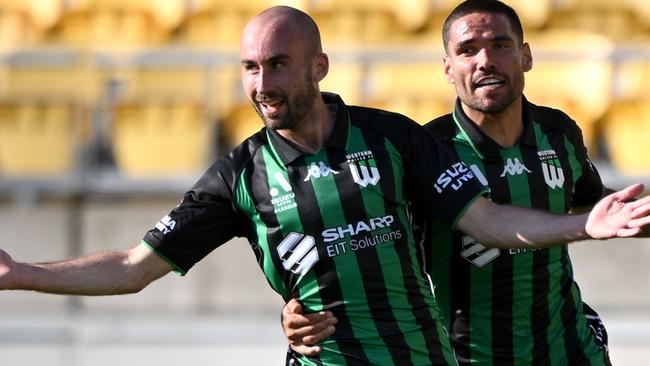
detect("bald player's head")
[242,6,322,59]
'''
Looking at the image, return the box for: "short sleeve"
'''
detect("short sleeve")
[143,159,250,274]
[401,119,487,227]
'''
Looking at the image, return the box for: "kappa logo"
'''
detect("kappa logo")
[277,232,319,276]
[155,215,176,235]
[500,158,532,177]
[460,235,500,268]
[304,161,339,182]
[347,150,380,187]
[538,150,565,189]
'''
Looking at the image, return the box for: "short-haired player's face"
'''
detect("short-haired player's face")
[240,21,318,131]
[443,12,532,114]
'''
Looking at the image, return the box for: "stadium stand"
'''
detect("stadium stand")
[53,0,182,49]
[364,61,457,124]
[0,49,97,176]
[524,30,614,154]
[109,50,218,177]
[603,59,650,174]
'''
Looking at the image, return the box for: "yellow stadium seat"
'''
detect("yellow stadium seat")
[312,0,430,45]
[602,61,650,174]
[0,0,61,49]
[111,102,213,177]
[435,0,552,30]
[221,103,263,149]
[320,61,364,105]
[0,102,85,176]
[603,101,650,174]
[2,50,102,104]
[364,61,456,124]
[179,0,309,48]
[55,0,181,49]
[549,0,643,40]
[524,30,614,152]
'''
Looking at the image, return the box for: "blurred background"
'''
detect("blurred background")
[0,0,649,365]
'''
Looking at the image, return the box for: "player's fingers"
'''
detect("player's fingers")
[611,183,645,202]
[627,215,650,229]
[629,196,650,216]
[302,325,336,345]
[291,344,323,357]
[616,227,641,238]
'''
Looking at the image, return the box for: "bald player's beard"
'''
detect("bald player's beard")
[253,69,318,131]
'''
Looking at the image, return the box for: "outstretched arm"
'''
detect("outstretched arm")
[0,243,173,295]
[458,183,650,248]
[281,298,337,356]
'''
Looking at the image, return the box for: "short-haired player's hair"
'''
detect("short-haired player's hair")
[442,0,524,50]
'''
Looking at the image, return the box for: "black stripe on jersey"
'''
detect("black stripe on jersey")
[448,229,472,365]
[335,136,414,365]
[520,137,552,365]
[559,247,589,365]
[291,155,367,366]
[486,155,515,366]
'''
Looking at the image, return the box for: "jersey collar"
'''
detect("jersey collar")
[266,92,349,166]
[452,96,536,159]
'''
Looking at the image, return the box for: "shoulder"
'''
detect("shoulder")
[347,104,428,143]
[194,129,267,194]
[423,113,455,140]
[527,101,585,145]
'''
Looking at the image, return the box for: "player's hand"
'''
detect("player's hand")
[586,183,650,239]
[0,249,17,290]
[282,298,337,356]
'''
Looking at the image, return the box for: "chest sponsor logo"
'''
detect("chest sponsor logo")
[347,150,380,187]
[500,157,532,177]
[434,162,475,193]
[277,232,319,276]
[461,235,499,267]
[155,215,176,235]
[270,172,297,214]
[538,149,565,189]
[304,161,339,182]
[321,215,402,258]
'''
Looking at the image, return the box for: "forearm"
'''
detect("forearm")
[458,198,589,249]
[10,246,167,295]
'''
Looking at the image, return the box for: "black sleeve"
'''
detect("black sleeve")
[394,114,487,227]
[143,158,250,274]
[564,117,605,207]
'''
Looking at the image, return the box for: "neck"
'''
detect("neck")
[276,100,334,154]
[462,98,524,148]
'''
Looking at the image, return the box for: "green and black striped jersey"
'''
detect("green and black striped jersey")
[424,98,610,366]
[143,93,486,366]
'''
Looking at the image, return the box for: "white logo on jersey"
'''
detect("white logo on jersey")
[270,172,292,197]
[434,162,475,193]
[270,172,297,214]
[347,150,380,187]
[460,235,500,267]
[304,161,339,182]
[538,150,565,189]
[277,232,319,276]
[155,215,176,235]
[500,158,532,177]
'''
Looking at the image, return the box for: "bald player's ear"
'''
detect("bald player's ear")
[312,53,329,82]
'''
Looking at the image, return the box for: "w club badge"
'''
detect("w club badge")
[538,150,565,189]
[346,150,380,187]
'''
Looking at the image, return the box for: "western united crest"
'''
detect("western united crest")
[346,150,380,187]
[538,149,565,189]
